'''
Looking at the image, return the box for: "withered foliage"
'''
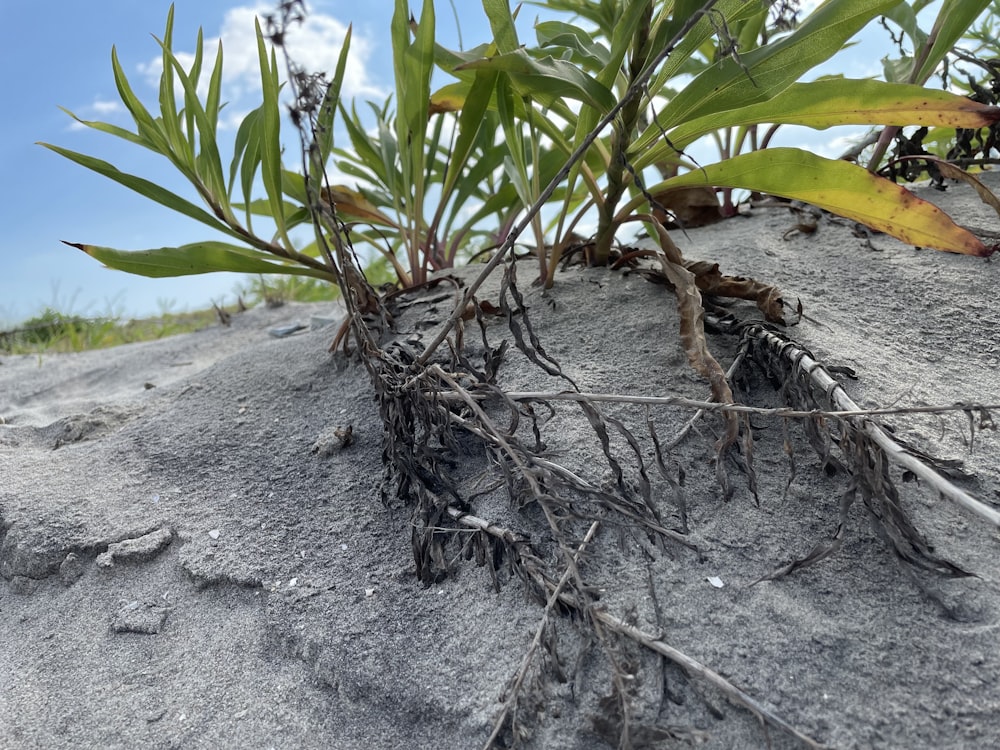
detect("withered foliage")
[734,321,975,582]
[946,51,1000,164]
[885,50,1000,186]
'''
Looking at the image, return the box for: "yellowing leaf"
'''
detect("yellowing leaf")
[659,80,1000,155]
[659,149,992,256]
[429,85,466,115]
[320,185,399,228]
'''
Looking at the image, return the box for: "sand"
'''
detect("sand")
[2,173,1000,749]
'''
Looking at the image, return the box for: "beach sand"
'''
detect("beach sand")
[2,174,1000,749]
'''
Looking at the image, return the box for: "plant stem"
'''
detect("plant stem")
[592,3,652,265]
[416,0,721,366]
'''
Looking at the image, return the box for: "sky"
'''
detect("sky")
[0,0,951,328]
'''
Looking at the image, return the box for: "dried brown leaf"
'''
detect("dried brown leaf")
[895,156,1000,220]
[650,222,739,461]
[650,185,723,229]
[683,260,785,323]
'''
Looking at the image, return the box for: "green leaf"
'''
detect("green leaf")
[254,19,289,246]
[658,0,899,129]
[645,0,760,85]
[534,20,611,70]
[65,240,335,279]
[457,49,616,113]
[205,39,225,137]
[236,106,265,231]
[110,46,170,154]
[643,79,1000,162]
[441,69,499,203]
[159,36,228,205]
[339,101,390,187]
[56,106,148,150]
[281,169,309,206]
[314,24,353,173]
[496,74,532,208]
[156,6,190,164]
[39,143,236,238]
[915,0,992,83]
[882,3,928,53]
[482,0,520,54]
[655,149,990,255]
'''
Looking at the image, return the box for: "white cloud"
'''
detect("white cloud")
[137,4,384,128]
[91,99,124,115]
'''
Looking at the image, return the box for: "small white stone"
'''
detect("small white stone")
[288,578,298,587]
[208,529,221,540]
[707,576,724,588]
[365,588,376,597]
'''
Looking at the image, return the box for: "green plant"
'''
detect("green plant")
[495,0,1000,270]
[237,274,341,307]
[38,4,344,286]
[42,1,1000,299]
[0,304,222,354]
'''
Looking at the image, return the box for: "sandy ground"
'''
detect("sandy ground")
[2,172,1000,750]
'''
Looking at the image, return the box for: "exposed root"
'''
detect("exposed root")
[451,509,826,750]
[483,520,601,750]
[736,323,1000,529]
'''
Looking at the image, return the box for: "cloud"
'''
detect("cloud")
[137,3,384,128]
[91,99,125,115]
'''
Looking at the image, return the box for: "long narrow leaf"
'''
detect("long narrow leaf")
[38,143,236,238]
[915,0,991,84]
[111,46,170,154]
[638,79,1000,165]
[457,50,616,113]
[313,24,353,176]
[649,149,991,255]
[156,7,190,164]
[482,0,520,53]
[658,0,898,129]
[57,107,148,150]
[64,241,335,279]
[255,19,290,246]
[440,69,498,201]
[204,39,225,137]
[162,46,227,203]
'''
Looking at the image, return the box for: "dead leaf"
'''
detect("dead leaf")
[650,186,723,229]
[320,185,399,228]
[649,221,739,475]
[683,260,785,324]
[896,156,1000,221]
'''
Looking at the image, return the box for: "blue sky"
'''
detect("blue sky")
[2,1,474,326]
[0,1,948,327]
